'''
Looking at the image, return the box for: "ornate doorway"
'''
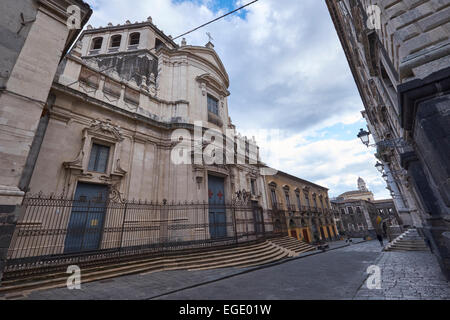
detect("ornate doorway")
[64,182,108,253]
[208,175,226,239]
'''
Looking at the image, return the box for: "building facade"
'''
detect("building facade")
[0,0,92,284]
[0,17,281,270]
[326,0,450,278]
[263,170,339,243]
[331,178,402,239]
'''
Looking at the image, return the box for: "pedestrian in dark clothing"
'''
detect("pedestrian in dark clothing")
[376,233,383,247]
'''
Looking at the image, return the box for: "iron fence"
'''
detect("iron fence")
[4,194,285,279]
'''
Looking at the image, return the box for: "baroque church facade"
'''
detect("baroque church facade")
[0,3,338,283]
[29,18,267,208]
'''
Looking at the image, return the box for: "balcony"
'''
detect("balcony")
[286,204,297,212]
[300,205,311,213]
[271,202,284,211]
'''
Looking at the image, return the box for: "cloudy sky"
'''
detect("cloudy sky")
[83,0,390,199]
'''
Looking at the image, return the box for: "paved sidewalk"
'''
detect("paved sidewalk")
[354,250,450,300]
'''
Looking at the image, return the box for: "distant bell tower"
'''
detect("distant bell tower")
[358,177,368,192]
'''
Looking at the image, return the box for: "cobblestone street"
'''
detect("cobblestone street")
[354,250,450,300]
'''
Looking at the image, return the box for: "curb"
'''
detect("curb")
[146,239,370,300]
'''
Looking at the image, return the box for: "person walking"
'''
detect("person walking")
[376,232,384,247]
[375,215,384,248]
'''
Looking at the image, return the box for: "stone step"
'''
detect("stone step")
[389,247,428,251]
[385,229,429,252]
[187,246,288,271]
[269,236,316,253]
[2,241,270,285]
[0,239,292,296]
[390,244,428,249]
[394,240,426,245]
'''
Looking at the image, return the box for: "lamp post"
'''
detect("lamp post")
[357,128,370,147]
[375,161,384,173]
[357,129,408,149]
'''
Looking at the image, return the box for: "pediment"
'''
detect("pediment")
[177,46,229,88]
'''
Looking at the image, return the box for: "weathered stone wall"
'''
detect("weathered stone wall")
[0,1,91,206]
[0,206,21,284]
[0,0,37,89]
[413,94,450,214]
[358,0,450,82]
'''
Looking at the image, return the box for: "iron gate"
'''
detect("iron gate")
[4,194,284,278]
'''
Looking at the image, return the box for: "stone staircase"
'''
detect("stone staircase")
[268,236,317,257]
[384,228,429,252]
[0,237,315,296]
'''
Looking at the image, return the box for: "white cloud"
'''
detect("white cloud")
[82,0,391,200]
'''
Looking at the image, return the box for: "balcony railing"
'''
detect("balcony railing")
[271,202,284,210]
[286,204,297,212]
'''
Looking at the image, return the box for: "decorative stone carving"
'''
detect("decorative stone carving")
[63,148,84,170]
[88,118,124,142]
[200,82,206,96]
[109,181,125,203]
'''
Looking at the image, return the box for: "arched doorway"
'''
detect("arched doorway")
[289,219,297,239]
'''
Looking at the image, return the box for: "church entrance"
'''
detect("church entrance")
[208,175,226,239]
[64,182,108,253]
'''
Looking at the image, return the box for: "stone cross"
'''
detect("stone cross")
[206,32,214,43]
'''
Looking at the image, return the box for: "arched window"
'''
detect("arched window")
[110,35,122,48]
[295,192,301,209]
[284,192,291,207]
[129,33,140,46]
[91,37,103,50]
[270,188,277,207]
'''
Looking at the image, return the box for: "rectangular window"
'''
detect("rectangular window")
[88,143,110,173]
[296,193,301,209]
[250,179,256,195]
[207,95,219,115]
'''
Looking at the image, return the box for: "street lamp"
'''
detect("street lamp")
[375,161,384,173]
[357,128,370,147]
[357,129,409,149]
